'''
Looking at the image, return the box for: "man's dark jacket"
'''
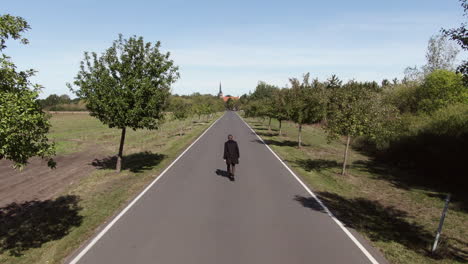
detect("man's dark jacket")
[224,140,240,164]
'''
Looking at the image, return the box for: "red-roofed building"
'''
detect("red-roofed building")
[217,82,239,102]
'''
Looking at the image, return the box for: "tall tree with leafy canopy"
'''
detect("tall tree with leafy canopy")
[0,14,55,169]
[273,88,289,136]
[250,81,278,131]
[69,34,179,172]
[286,73,327,147]
[326,81,396,175]
[442,0,468,84]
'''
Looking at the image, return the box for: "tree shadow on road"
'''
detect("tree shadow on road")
[92,151,166,173]
[294,192,466,262]
[0,195,82,256]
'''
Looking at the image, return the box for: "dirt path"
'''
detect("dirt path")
[0,151,102,207]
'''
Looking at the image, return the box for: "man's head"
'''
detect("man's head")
[228,134,233,140]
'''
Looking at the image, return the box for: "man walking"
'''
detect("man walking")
[223,134,240,181]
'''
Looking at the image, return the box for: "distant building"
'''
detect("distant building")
[217,82,223,98]
[218,82,239,102]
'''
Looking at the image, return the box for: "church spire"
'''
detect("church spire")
[218,82,223,97]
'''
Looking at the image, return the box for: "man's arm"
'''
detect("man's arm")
[235,143,240,158]
[223,142,228,159]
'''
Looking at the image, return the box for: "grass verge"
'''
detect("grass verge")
[244,117,467,264]
[0,113,222,264]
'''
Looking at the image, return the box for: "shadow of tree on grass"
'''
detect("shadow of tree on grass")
[0,195,82,256]
[295,192,466,262]
[295,159,340,172]
[92,151,166,173]
[256,131,280,137]
[251,139,309,147]
[352,159,468,213]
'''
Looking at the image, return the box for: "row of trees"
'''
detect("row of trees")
[37,94,87,111]
[244,75,394,175]
[242,20,467,176]
[1,14,226,172]
[167,94,225,135]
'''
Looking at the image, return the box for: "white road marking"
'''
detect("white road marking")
[237,114,380,264]
[69,116,223,264]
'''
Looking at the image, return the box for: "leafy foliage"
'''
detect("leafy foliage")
[416,70,467,113]
[272,88,289,121]
[442,0,468,83]
[69,34,178,130]
[325,81,397,174]
[190,94,224,119]
[286,73,327,126]
[0,14,55,169]
[170,97,191,121]
[326,81,393,141]
[69,34,179,172]
[225,97,235,110]
[0,15,30,50]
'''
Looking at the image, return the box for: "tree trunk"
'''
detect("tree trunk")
[116,127,126,173]
[298,124,302,148]
[342,135,351,176]
[268,117,272,132]
[278,120,282,136]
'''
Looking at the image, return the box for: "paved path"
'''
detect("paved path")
[70,111,387,264]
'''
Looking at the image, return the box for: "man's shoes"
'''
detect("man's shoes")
[230,174,235,181]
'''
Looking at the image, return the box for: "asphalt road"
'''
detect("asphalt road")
[70,111,387,264]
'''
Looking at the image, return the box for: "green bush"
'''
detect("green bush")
[383,83,419,113]
[416,70,467,113]
[366,103,468,192]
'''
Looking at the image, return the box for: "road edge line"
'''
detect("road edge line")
[238,114,380,264]
[68,114,223,264]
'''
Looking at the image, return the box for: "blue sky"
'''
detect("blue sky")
[2,0,466,98]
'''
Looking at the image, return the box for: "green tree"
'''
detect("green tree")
[272,88,289,136]
[69,34,179,172]
[417,70,467,113]
[226,97,235,110]
[423,34,459,74]
[442,0,468,84]
[285,73,327,147]
[250,81,278,131]
[244,99,265,120]
[0,14,55,169]
[191,94,223,120]
[171,97,191,136]
[326,82,395,175]
[250,81,277,100]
